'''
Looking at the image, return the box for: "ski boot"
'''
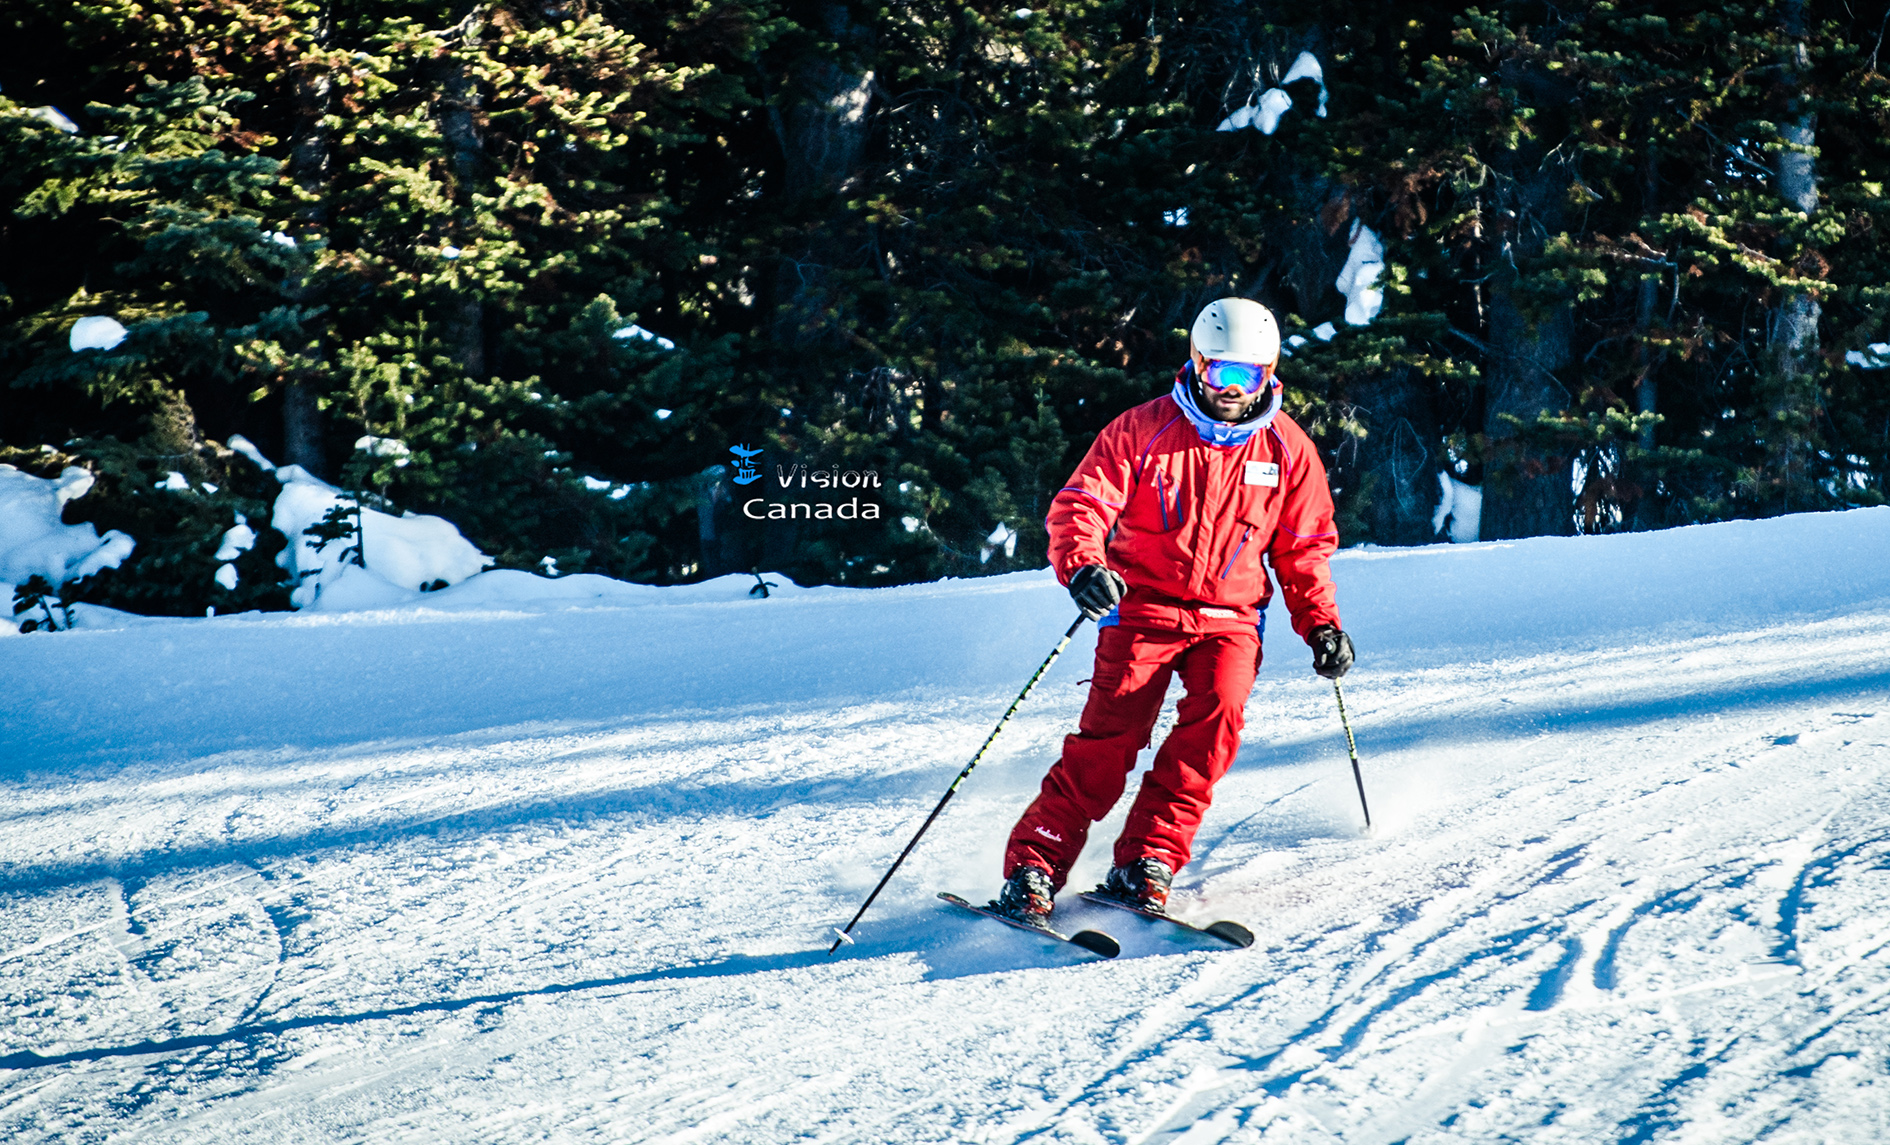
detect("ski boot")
[988,865,1056,929]
[1095,856,1174,914]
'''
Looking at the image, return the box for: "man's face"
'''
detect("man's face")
[1190,347,1270,422]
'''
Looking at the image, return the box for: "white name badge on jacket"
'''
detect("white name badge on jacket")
[1244,461,1280,487]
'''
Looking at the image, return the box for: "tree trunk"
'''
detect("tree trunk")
[1634,276,1659,451]
[1350,368,1441,545]
[282,382,326,477]
[768,3,873,347]
[697,469,738,578]
[781,4,873,200]
[438,23,487,377]
[1479,160,1575,540]
[289,75,332,218]
[1481,278,1574,539]
[446,294,486,380]
[1479,67,1576,541]
[1633,143,1661,453]
[1769,0,1820,510]
[281,9,333,477]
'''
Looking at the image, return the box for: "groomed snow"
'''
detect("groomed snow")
[4,509,1890,1142]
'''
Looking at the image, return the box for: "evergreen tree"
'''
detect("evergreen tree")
[4,0,1890,615]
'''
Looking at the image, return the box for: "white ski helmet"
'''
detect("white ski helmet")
[1190,298,1280,366]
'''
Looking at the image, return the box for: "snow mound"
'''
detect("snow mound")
[8,507,1890,1138]
[1430,472,1482,543]
[271,467,491,610]
[0,465,135,625]
[420,569,808,613]
[1340,506,1890,658]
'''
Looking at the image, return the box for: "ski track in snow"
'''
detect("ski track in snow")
[4,515,1890,1142]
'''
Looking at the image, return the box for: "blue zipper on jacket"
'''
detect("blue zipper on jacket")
[1154,470,1185,531]
[1219,526,1252,579]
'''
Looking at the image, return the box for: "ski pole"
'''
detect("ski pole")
[1332,678,1372,831]
[829,612,1089,954]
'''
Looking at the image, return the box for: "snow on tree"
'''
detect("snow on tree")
[0,465,135,631]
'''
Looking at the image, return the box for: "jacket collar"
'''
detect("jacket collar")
[1170,362,1282,447]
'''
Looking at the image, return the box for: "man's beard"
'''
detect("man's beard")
[1196,381,1262,423]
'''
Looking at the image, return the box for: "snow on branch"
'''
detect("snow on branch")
[69,316,127,352]
[1845,344,1890,369]
[1,465,136,626]
[1217,52,1328,135]
[355,436,412,467]
[613,323,676,351]
[1336,222,1385,326]
[1280,52,1328,118]
[980,522,1017,564]
[28,106,79,134]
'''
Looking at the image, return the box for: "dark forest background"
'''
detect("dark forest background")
[4,0,1888,615]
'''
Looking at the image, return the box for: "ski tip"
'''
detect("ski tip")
[1204,920,1256,949]
[1070,929,1121,959]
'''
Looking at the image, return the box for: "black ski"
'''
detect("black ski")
[1077,892,1255,949]
[938,892,1121,958]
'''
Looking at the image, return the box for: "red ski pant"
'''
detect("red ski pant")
[1004,624,1259,888]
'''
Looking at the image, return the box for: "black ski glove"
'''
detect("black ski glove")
[1068,565,1127,620]
[1307,625,1355,679]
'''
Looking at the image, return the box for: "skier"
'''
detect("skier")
[991,298,1355,926]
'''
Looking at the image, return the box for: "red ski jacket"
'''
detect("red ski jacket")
[1046,385,1342,641]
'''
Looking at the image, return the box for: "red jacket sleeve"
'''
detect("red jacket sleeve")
[1044,413,1140,586]
[1267,423,1343,640]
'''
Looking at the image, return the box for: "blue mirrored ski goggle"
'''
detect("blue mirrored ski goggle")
[1200,359,1275,394]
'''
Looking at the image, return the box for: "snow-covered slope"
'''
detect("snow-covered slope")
[3,511,1889,1142]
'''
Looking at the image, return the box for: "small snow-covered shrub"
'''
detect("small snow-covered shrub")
[271,464,490,609]
[8,440,294,618]
[12,575,73,632]
[0,453,139,630]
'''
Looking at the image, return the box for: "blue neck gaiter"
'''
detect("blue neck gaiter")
[1170,362,1282,447]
